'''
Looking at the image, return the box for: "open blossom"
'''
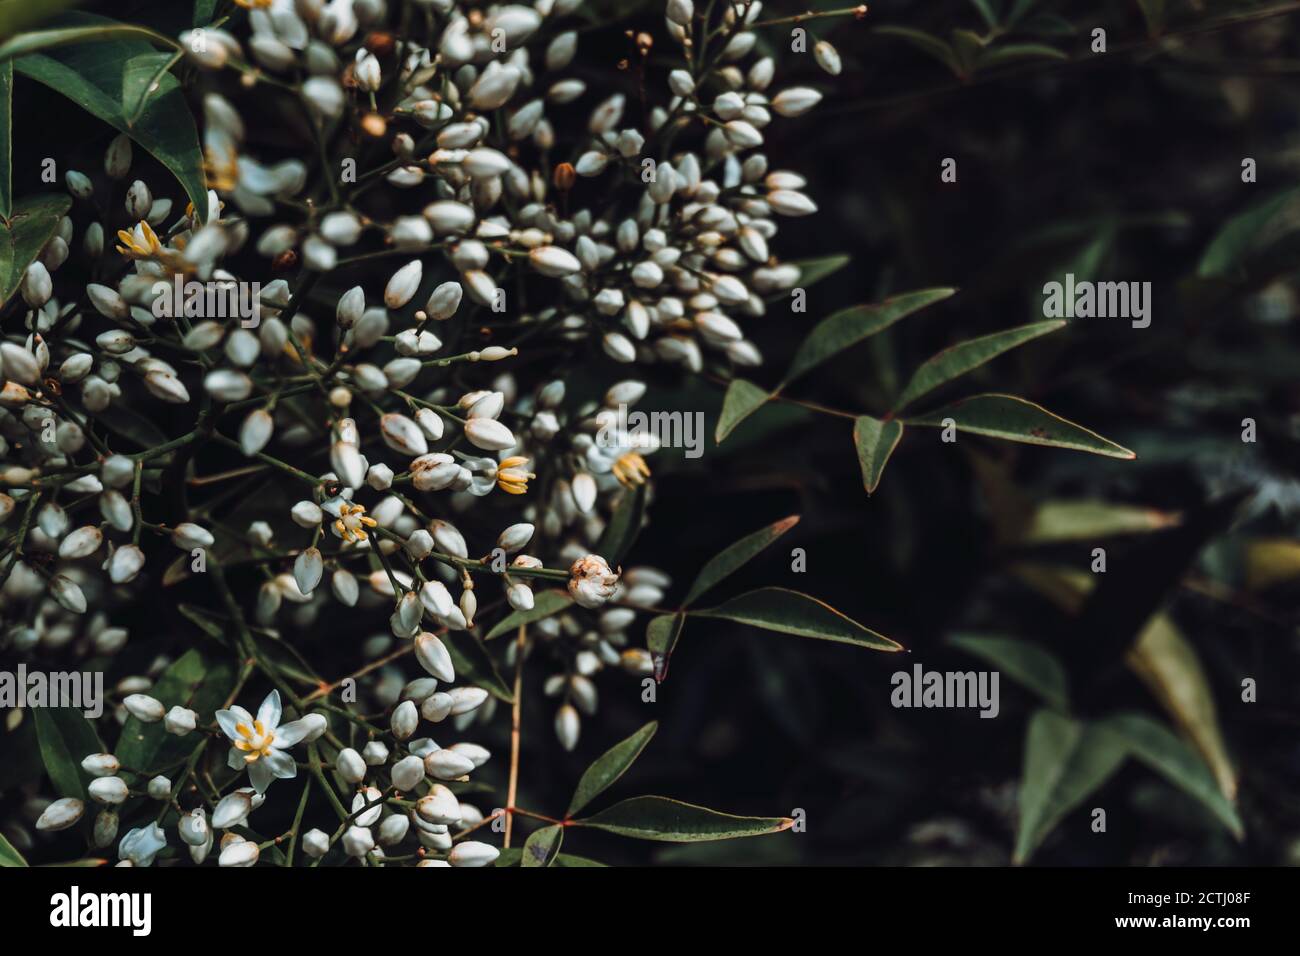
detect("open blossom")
[217,690,315,793]
[568,555,620,609]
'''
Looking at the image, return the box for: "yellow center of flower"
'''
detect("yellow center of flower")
[496,456,535,495]
[612,452,650,488]
[232,720,276,762]
[334,503,378,542]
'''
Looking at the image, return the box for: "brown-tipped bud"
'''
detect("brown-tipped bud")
[552,162,576,192]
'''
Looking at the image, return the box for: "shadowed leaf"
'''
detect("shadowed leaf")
[575,795,792,842]
[906,393,1135,459]
[715,378,770,443]
[521,824,563,866]
[894,320,1065,410]
[568,721,657,816]
[694,587,902,651]
[0,192,70,306]
[948,633,1069,710]
[485,589,572,640]
[684,515,799,605]
[853,416,903,494]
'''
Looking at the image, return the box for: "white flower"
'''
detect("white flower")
[568,554,620,609]
[216,690,315,793]
[118,823,167,867]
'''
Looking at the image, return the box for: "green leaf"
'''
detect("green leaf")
[1196,186,1300,279]
[977,42,1068,70]
[895,321,1064,410]
[906,393,1135,459]
[14,14,208,222]
[0,830,27,866]
[178,602,231,646]
[947,633,1069,710]
[715,378,770,443]
[1125,616,1236,801]
[694,587,902,651]
[0,24,178,63]
[1100,712,1242,839]
[0,1,79,40]
[968,0,999,29]
[1024,500,1180,543]
[783,288,956,385]
[1014,710,1127,864]
[950,29,987,77]
[194,0,220,27]
[875,26,961,77]
[521,824,564,867]
[93,401,170,450]
[646,612,685,681]
[33,707,104,800]
[116,649,235,774]
[443,628,513,702]
[0,192,70,306]
[788,253,850,288]
[484,589,572,640]
[123,51,181,127]
[595,481,647,567]
[568,721,658,817]
[574,796,792,842]
[684,515,799,606]
[852,415,903,495]
[0,59,11,217]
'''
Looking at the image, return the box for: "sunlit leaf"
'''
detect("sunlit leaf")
[1125,616,1236,800]
[694,587,902,651]
[1024,500,1181,543]
[906,393,1135,459]
[574,795,792,842]
[852,415,903,495]
[568,721,657,817]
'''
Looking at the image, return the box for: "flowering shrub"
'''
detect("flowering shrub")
[1,0,1286,871]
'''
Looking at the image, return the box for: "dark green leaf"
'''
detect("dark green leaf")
[178,602,231,646]
[715,378,770,443]
[33,707,103,800]
[1196,186,1300,279]
[783,288,957,385]
[443,628,513,702]
[1014,710,1127,863]
[594,481,647,567]
[194,0,219,27]
[852,415,903,495]
[116,649,235,774]
[947,633,1069,709]
[0,24,177,63]
[646,612,685,682]
[0,192,70,306]
[694,587,902,651]
[14,14,208,221]
[684,514,799,605]
[494,847,605,867]
[123,51,180,127]
[1099,712,1242,839]
[521,824,564,866]
[0,59,11,217]
[0,830,26,866]
[0,1,79,40]
[485,589,572,640]
[574,795,792,842]
[788,253,850,288]
[895,321,1065,410]
[568,721,657,816]
[875,26,961,77]
[978,42,1068,70]
[906,393,1135,459]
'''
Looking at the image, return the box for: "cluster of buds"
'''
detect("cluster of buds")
[1,0,853,862]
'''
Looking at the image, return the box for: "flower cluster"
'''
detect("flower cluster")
[2,0,854,865]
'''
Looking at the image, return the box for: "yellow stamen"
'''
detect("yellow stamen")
[612,452,650,488]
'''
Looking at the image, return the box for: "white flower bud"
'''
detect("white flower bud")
[814,40,842,76]
[448,840,500,867]
[147,776,172,800]
[555,703,580,751]
[171,522,214,550]
[81,754,121,777]
[58,526,103,559]
[336,747,367,783]
[416,784,461,825]
[108,544,146,583]
[88,776,129,805]
[421,692,454,723]
[294,547,324,595]
[302,828,330,858]
[384,260,423,309]
[36,797,85,831]
[391,755,425,792]
[123,694,164,723]
[219,839,260,867]
[447,686,488,716]
[165,706,198,736]
[424,748,475,781]
[414,632,455,683]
